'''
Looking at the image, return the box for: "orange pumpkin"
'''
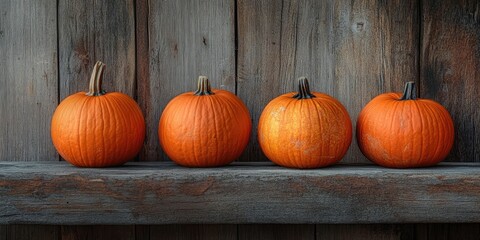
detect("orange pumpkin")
[357,81,454,168]
[159,76,251,167]
[51,61,145,167]
[258,77,352,169]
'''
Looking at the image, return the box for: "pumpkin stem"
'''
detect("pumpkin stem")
[194,76,214,95]
[293,77,315,99]
[400,81,417,100]
[86,61,106,96]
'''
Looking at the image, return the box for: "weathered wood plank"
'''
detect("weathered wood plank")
[1,161,480,224]
[238,224,314,240]
[58,0,136,98]
[7,225,58,240]
[421,0,480,162]
[316,224,415,240]
[0,225,5,240]
[237,0,419,162]
[0,0,58,161]
[61,225,135,240]
[333,0,420,163]
[135,0,150,162]
[135,225,149,240]
[141,0,236,161]
[149,225,236,240]
[416,223,480,240]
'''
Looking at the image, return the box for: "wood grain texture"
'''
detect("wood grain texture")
[7,225,58,240]
[134,225,149,240]
[421,0,480,162]
[0,0,58,161]
[237,0,419,162]
[61,225,134,240]
[141,0,236,161]
[238,224,314,240]
[316,224,415,240]
[416,223,480,240]
[135,0,150,162]
[58,0,136,99]
[0,225,5,240]
[149,225,236,240]
[1,161,480,224]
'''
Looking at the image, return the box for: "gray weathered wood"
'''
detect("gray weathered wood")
[416,224,480,240]
[58,0,136,99]
[141,0,236,161]
[239,224,314,240]
[0,0,58,161]
[58,1,137,239]
[333,0,420,163]
[7,225,58,240]
[61,225,135,240]
[421,0,480,162]
[150,225,236,240]
[136,0,150,162]
[316,224,415,240]
[1,161,480,224]
[237,0,419,162]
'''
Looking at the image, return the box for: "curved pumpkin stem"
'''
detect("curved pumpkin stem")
[86,61,106,96]
[194,76,214,95]
[293,77,315,99]
[400,81,417,100]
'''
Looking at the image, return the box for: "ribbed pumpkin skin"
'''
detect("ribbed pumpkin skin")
[258,92,352,169]
[357,93,454,168]
[51,92,145,167]
[159,89,251,167]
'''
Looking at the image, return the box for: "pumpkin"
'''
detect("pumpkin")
[258,77,352,169]
[51,61,145,167]
[159,76,251,167]
[357,81,454,168]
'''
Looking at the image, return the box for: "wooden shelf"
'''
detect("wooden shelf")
[1,161,479,225]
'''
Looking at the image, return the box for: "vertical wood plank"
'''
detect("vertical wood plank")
[58,0,136,99]
[333,0,419,162]
[150,224,237,240]
[416,224,480,240]
[238,224,314,240]
[135,0,150,161]
[0,225,6,240]
[316,224,415,240]
[237,0,419,162]
[135,225,150,240]
[141,0,236,161]
[421,0,480,162]
[0,0,58,161]
[7,225,59,240]
[58,1,136,239]
[61,225,134,240]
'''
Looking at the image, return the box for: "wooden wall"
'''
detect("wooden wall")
[0,0,479,239]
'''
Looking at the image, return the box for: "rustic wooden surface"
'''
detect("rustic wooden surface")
[420,0,480,162]
[149,224,237,240]
[416,223,480,240]
[57,1,136,239]
[316,224,415,240]
[1,161,480,225]
[238,224,314,240]
[0,0,58,162]
[1,0,480,239]
[141,0,236,161]
[6,225,58,240]
[58,0,136,99]
[0,225,5,240]
[237,0,419,163]
[61,225,135,240]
